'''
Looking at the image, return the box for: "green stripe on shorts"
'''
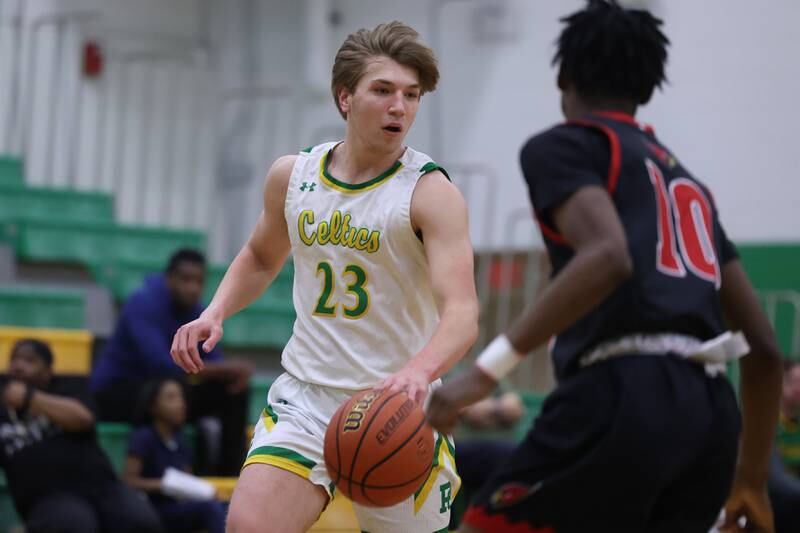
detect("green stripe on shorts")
[247,445,316,470]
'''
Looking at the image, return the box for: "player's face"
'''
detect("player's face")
[155,379,187,427]
[8,344,51,388]
[167,261,205,310]
[341,57,421,153]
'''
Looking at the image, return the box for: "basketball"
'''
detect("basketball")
[324,389,434,507]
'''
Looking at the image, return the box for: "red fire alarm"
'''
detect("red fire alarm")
[83,40,103,79]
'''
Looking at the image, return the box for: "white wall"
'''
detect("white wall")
[642,0,800,245]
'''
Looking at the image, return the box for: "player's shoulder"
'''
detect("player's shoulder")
[401,146,451,181]
[521,122,608,165]
[262,155,297,198]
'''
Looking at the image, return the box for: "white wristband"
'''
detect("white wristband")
[475,335,524,382]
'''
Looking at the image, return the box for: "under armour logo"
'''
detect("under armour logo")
[300,182,316,192]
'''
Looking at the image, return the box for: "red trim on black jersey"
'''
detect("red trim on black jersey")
[535,118,623,246]
[535,213,568,246]
[463,506,555,533]
[568,119,622,194]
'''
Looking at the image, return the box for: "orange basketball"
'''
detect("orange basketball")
[323,389,434,507]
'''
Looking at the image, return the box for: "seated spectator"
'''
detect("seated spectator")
[0,339,162,533]
[124,378,225,533]
[91,249,253,475]
[769,359,800,533]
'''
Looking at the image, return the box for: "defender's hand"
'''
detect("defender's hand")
[426,366,497,435]
[171,315,223,374]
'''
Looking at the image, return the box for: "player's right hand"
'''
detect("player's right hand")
[720,475,774,533]
[170,316,223,374]
[427,365,497,435]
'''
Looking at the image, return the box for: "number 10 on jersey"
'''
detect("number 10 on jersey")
[314,262,370,319]
[646,158,721,287]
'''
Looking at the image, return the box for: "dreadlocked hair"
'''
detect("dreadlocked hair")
[554,0,669,105]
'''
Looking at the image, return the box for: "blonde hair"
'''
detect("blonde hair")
[331,21,439,120]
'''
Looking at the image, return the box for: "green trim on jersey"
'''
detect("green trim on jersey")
[320,147,403,193]
[420,161,450,181]
[300,145,314,153]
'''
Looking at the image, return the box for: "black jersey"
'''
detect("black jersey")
[520,111,738,380]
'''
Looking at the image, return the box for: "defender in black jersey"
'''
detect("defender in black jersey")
[428,2,783,532]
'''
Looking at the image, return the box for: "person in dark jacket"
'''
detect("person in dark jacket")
[91,248,253,475]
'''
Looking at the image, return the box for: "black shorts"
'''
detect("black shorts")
[463,355,741,533]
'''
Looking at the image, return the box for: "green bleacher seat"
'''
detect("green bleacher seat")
[0,287,84,329]
[0,219,204,266]
[97,423,196,474]
[92,259,294,306]
[96,422,132,473]
[0,184,114,224]
[90,258,294,348]
[0,471,20,531]
[223,303,296,348]
[205,261,294,309]
[0,155,23,186]
[89,259,164,301]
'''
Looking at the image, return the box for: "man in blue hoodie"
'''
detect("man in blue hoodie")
[91,249,253,475]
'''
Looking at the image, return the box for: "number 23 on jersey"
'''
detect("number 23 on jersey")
[313,262,370,319]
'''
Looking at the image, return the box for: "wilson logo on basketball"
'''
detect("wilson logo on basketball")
[376,399,415,444]
[343,391,379,432]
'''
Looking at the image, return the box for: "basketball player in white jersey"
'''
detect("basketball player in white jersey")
[170,21,478,533]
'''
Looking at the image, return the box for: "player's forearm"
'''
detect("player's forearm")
[407,303,479,381]
[507,241,632,353]
[738,347,782,484]
[204,243,282,321]
[28,391,94,432]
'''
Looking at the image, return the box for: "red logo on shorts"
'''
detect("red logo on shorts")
[490,482,539,508]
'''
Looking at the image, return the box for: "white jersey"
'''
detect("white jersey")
[281,141,443,390]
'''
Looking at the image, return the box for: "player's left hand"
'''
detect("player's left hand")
[427,366,497,435]
[374,366,430,406]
